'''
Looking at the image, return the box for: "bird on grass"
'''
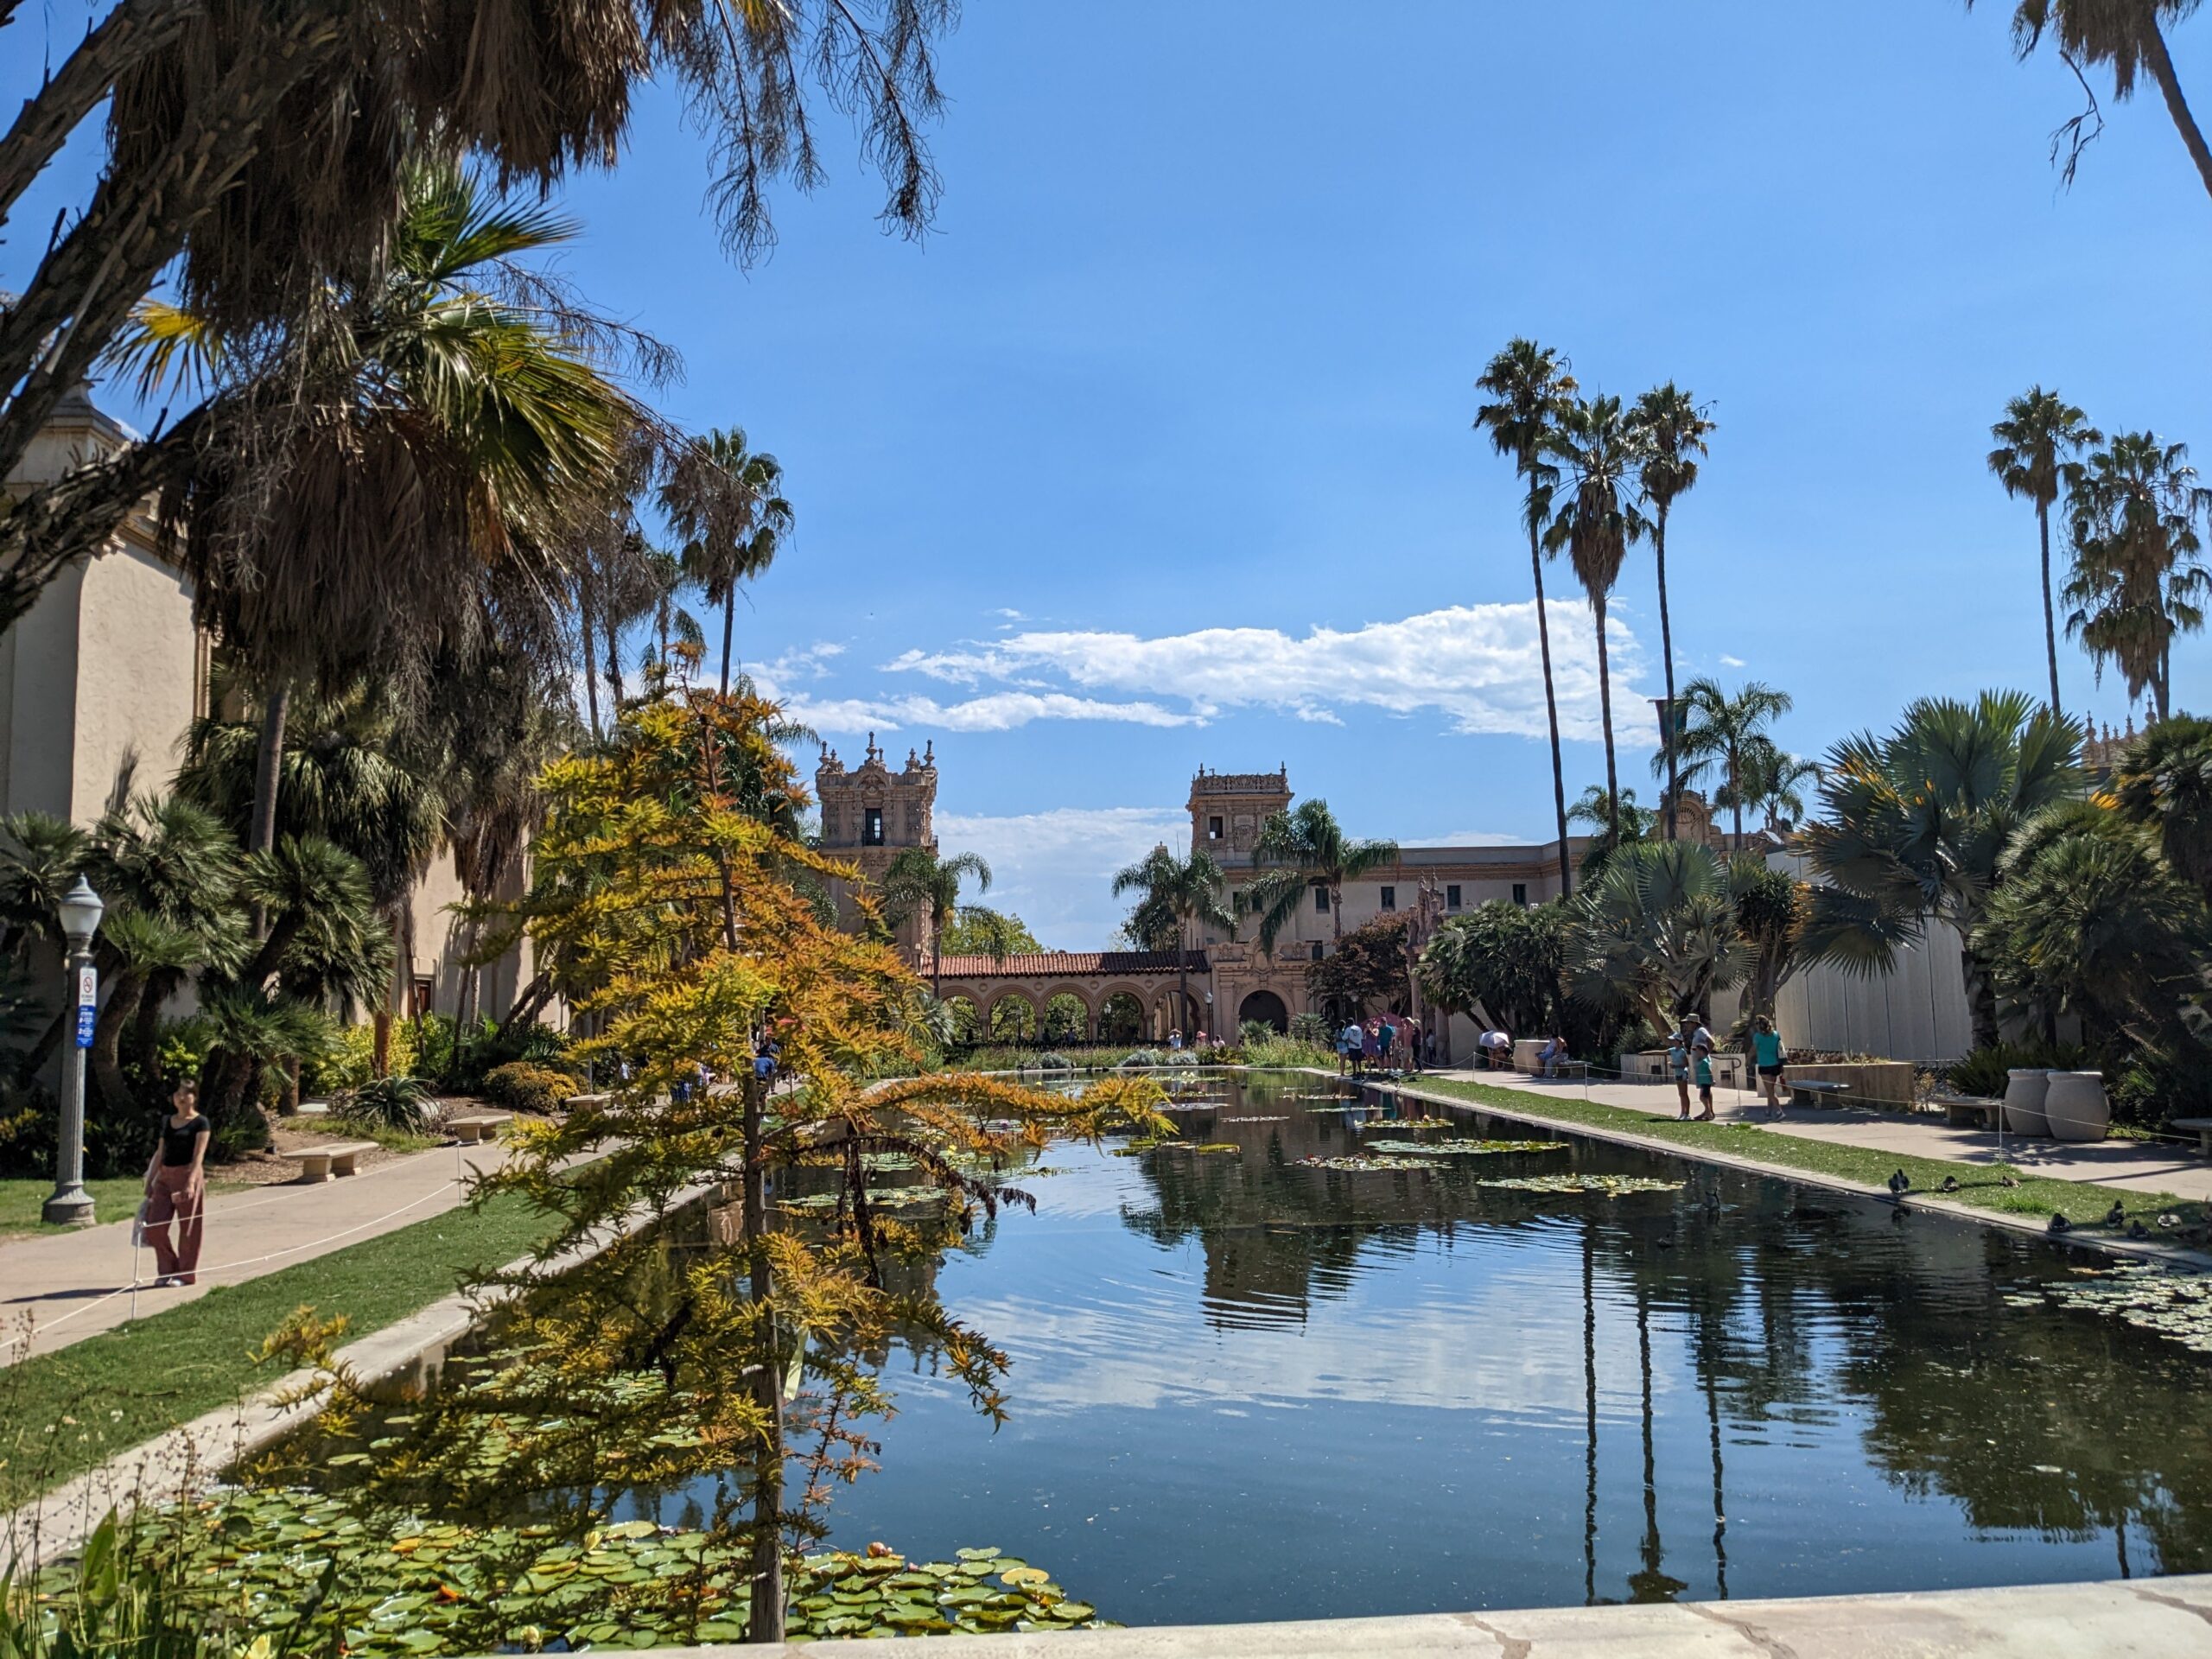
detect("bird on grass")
[2048,1212,2072,1235]
[2159,1212,2184,1230]
[2129,1221,2152,1241]
[1940,1175,1961,1194]
[2104,1200,2127,1228]
[1886,1169,1910,1198]
[2000,1172,2021,1189]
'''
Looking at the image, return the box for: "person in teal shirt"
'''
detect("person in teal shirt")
[1751,1014,1787,1119]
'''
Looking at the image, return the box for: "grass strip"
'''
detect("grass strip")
[1409,1077,2204,1228]
[0,1179,163,1239]
[1,1192,560,1505]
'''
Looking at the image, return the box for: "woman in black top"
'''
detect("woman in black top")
[142,1078,209,1287]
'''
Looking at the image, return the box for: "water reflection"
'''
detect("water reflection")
[698,1071,2212,1624]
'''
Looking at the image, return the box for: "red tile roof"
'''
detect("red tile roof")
[932,950,1205,978]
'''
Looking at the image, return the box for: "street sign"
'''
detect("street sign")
[73,965,96,1049]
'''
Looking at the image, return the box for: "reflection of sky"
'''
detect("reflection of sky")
[661,1082,2212,1625]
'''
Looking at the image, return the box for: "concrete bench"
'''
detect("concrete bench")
[1789,1079,1853,1108]
[2171,1116,2212,1156]
[448,1113,512,1145]
[1936,1093,2002,1129]
[293,1141,375,1181]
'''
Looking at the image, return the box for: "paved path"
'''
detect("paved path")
[1429,1068,2212,1205]
[0,1138,518,1364]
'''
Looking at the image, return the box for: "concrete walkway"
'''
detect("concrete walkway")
[0,1137,518,1363]
[1428,1068,2212,1205]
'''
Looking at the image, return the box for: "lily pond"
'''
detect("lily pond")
[171,1068,2212,1647]
[664,1069,2212,1624]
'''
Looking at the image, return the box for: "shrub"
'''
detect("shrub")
[332,1074,436,1135]
[1942,1040,2091,1099]
[481,1060,579,1116]
[1118,1049,1165,1069]
[306,1020,416,1096]
[1165,1050,1200,1067]
[1288,1012,1334,1047]
[1033,1052,1074,1071]
[1242,1034,1338,1070]
[1237,1019,1277,1046]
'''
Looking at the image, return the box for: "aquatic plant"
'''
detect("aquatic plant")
[1292,1154,1433,1172]
[2005,1262,2212,1357]
[1477,1174,1684,1196]
[1363,1138,1569,1156]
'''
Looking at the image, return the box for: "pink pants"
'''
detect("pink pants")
[144,1164,204,1283]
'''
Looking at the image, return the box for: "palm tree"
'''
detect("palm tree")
[2063,430,2212,719]
[1799,690,2082,1047]
[1663,677,1794,844]
[1974,1,2212,201]
[1989,388,2101,717]
[1244,799,1400,951]
[1477,339,1580,896]
[114,158,636,865]
[880,846,996,995]
[1568,784,1656,882]
[1630,385,1715,842]
[1111,845,1234,1034]
[1737,739,1821,835]
[664,429,794,695]
[1545,393,1649,839]
[1562,839,1747,1038]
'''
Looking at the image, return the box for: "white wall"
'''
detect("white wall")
[1773,922,1975,1062]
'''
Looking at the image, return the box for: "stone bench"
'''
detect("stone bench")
[1789,1079,1853,1108]
[1936,1093,2002,1129]
[448,1113,512,1145]
[2171,1116,2212,1156]
[292,1141,375,1181]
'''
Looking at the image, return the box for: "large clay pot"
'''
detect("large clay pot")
[2003,1068,2050,1137]
[2044,1071,2110,1143]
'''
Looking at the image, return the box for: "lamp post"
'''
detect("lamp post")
[42,875,104,1228]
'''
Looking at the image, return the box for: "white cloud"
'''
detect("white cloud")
[779,690,1198,736]
[1718,653,1746,669]
[936,805,1189,948]
[884,601,1642,741]
[1396,830,1524,848]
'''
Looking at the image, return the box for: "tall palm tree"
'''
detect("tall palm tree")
[1974,0,2212,201]
[1244,799,1400,951]
[2063,429,2212,719]
[1111,844,1234,1034]
[1738,740,1821,834]
[1477,339,1580,896]
[1799,690,2082,1047]
[1630,385,1715,843]
[664,429,794,695]
[880,846,996,995]
[1663,677,1794,844]
[1546,394,1649,842]
[1988,387,2101,717]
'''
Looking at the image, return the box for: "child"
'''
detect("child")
[1690,1024,1717,1122]
[1667,1029,1691,1121]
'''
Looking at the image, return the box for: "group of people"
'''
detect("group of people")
[1666,1012,1789,1122]
[1336,1012,1429,1076]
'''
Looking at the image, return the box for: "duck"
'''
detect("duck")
[2000,1171,2021,1189]
[1886,1169,1910,1198]
[2104,1200,2127,1228]
[1940,1175,1961,1194]
[2159,1211,2184,1230]
[2048,1211,2072,1235]
[2129,1221,2152,1241]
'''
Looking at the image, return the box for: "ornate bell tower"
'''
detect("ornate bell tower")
[816,734,938,960]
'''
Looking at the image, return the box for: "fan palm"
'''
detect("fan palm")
[1630,384,1715,842]
[1244,799,1399,952]
[1662,677,1794,844]
[665,429,794,695]
[1799,690,2082,1046]
[1971,0,2212,200]
[1562,840,1748,1039]
[1111,845,1234,1033]
[1545,393,1649,837]
[880,847,995,995]
[2063,430,2212,719]
[1476,339,1580,895]
[1989,388,2101,717]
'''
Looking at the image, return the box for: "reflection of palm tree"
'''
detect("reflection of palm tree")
[1584,1213,1599,1606]
[1626,1281,1688,1604]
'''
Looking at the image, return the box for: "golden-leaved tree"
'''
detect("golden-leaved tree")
[278,683,1167,1643]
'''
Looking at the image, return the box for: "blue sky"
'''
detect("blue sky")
[10,3,2212,945]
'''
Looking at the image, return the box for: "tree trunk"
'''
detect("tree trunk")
[1593,593,1619,841]
[603,608,625,721]
[579,573,602,739]
[2037,500,2063,717]
[372,1010,393,1078]
[2143,20,2212,205]
[0,0,202,222]
[1529,511,1573,898]
[1330,879,1344,943]
[741,1070,786,1643]
[1726,744,1744,845]
[1962,940,1999,1051]
[90,972,148,1117]
[721,589,736,696]
[247,681,290,940]
[1654,507,1681,842]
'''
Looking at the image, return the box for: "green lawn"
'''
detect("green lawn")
[1409,1076,2206,1230]
[0,1178,160,1239]
[0,1191,562,1506]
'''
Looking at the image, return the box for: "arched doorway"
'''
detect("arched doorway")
[1237,989,1289,1034]
[988,993,1039,1044]
[1042,991,1090,1045]
[1097,990,1147,1043]
[944,996,981,1045]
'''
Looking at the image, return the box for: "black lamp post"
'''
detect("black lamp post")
[41,874,105,1228]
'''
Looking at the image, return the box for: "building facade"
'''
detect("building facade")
[815,734,938,959]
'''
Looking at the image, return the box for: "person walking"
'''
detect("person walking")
[1338,1019,1358,1076]
[1751,1015,1788,1119]
[142,1078,209,1287]
[1667,1027,1692,1120]
[1683,1014,1718,1121]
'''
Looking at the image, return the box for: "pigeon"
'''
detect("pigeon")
[2104,1200,2127,1228]
[2048,1211,2072,1235]
[1886,1169,1910,1198]
[1940,1175,1961,1194]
